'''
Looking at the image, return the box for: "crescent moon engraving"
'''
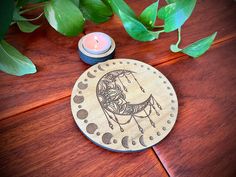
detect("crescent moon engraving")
[121,136,129,149]
[78,82,88,90]
[98,65,105,71]
[102,132,113,144]
[96,69,162,133]
[87,72,95,78]
[139,135,146,147]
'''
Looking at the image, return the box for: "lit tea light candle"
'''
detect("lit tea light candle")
[82,32,112,55]
[78,32,115,65]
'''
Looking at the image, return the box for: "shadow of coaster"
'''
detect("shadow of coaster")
[71,59,178,152]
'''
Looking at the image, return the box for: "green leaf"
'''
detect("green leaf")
[182,32,217,58]
[165,0,176,4]
[170,31,217,58]
[139,0,159,29]
[157,0,196,32]
[17,0,48,7]
[79,0,112,24]
[17,21,40,33]
[119,10,160,42]
[0,0,14,40]
[157,3,175,20]
[71,0,80,7]
[44,0,85,36]
[17,0,29,7]
[13,9,41,33]
[13,9,27,21]
[101,0,110,7]
[0,40,37,76]
[107,0,136,18]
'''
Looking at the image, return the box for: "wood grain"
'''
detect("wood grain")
[0,0,236,176]
[0,0,235,120]
[153,39,236,177]
[0,97,168,177]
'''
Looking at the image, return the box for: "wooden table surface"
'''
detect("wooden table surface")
[1,0,236,177]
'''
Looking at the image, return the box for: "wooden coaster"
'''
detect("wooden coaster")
[71,59,178,152]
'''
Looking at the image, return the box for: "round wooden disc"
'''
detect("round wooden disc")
[71,59,178,152]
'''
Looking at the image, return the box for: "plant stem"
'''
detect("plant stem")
[170,28,182,52]
[19,12,44,22]
[152,25,164,28]
[156,29,165,38]
[19,3,47,14]
[176,28,181,47]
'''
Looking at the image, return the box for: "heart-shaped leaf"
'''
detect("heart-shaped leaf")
[107,0,136,18]
[170,32,217,58]
[139,0,159,29]
[0,0,14,40]
[79,0,112,24]
[158,0,196,32]
[0,40,37,76]
[119,10,159,42]
[17,21,40,33]
[182,32,217,58]
[44,0,85,36]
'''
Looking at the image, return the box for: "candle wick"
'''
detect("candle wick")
[94,36,99,44]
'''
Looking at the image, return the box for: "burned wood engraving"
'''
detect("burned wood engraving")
[96,69,162,134]
[71,59,178,152]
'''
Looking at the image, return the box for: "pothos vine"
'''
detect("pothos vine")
[0,0,217,76]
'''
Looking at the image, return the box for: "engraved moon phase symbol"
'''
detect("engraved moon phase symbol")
[78,82,88,90]
[77,109,88,119]
[86,123,98,134]
[87,72,95,78]
[139,135,146,147]
[98,65,105,71]
[121,136,129,149]
[102,132,113,144]
[73,95,84,104]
